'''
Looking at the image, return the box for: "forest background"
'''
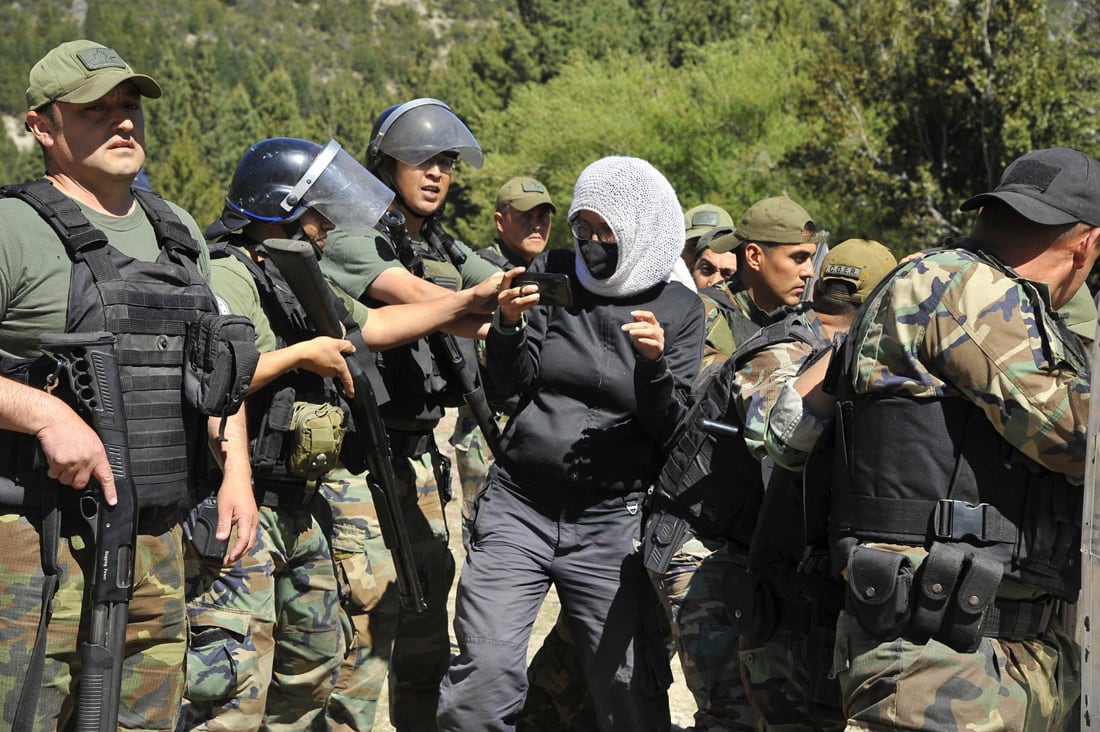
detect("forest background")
[1,0,1098,256]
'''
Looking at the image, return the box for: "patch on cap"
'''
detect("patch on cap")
[959,147,1100,228]
[496,176,556,213]
[818,238,897,304]
[684,203,734,241]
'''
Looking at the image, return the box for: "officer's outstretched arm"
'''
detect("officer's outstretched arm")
[360,268,516,349]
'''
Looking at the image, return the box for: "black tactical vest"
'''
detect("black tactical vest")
[643,312,830,572]
[1,180,220,507]
[210,237,348,484]
[826,247,1086,599]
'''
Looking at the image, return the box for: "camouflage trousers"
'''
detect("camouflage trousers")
[834,608,1080,730]
[738,622,843,731]
[517,606,613,732]
[649,535,758,731]
[0,506,186,731]
[318,470,400,732]
[179,494,342,731]
[449,409,493,546]
[384,446,456,730]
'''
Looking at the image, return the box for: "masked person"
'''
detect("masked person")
[0,39,259,730]
[438,156,705,731]
[319,98,502,731]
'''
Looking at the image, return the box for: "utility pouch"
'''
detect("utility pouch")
[183,494,230,562]
[844,545,913,640]
[723,565,778,643]
[936,552,1002,652]
[908,542,966,643]
[184,312,258,419]
[287,401,347,481]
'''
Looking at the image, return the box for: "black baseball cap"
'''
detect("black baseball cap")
[960,147,1100,227]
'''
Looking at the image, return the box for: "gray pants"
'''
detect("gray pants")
[437,472,670,732]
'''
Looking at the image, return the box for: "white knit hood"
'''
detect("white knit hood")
[569,156,684,298]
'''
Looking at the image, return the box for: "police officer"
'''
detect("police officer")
[683,202,735,267]
[0,40,258,729]
[731,239,897,729]
[180,137,504,730]
[641,196,824,731]
[826,147,1098,728]
[319,98,502,731]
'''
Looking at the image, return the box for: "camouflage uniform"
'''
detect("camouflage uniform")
[319,471,400,732]
[648,279,790,732]
[180,249,345,731]
[181,498,342,731]
[0,509,186,731]
[828,245,1086,728]
[736,318,845,731]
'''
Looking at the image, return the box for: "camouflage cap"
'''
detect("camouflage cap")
[496,176,556,213]
[818,238,898,304]
[27,40,161,111]
[684,203,734,241]
[960,147,1100,227]
[732,195,817,247]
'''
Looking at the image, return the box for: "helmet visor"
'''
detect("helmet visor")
[382,101,484,169]
[289,141,395,236]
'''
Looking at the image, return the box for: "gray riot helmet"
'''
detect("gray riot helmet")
[208,137,394,240]
[365,98,484,173]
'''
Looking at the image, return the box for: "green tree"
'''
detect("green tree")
[450,33,814,249]
[788,0,1100,251]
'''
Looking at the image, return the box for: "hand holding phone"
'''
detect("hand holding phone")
[513,272,573,308]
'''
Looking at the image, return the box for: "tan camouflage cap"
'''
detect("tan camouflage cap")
[27,39,162,111]
[819,238,898,303]
[496,176,556,213]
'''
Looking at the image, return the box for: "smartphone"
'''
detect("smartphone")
[514,272,573,308]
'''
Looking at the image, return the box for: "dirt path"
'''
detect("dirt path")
[372,409,697,730]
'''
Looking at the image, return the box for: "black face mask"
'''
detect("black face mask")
[576,237,618,280]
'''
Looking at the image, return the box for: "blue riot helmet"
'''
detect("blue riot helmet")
[207,137,394,240]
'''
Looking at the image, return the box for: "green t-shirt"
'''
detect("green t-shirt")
[210,246,371,354]
[0,195,210,362]
[210,253,278,354]
[320,225,500,301]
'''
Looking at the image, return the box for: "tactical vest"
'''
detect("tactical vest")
[700,284,760,346]
[825,247,1085,601]
[643,313,830,574]
[369,227,468,434]
[0,180,222,507]
[829,394,1081,599]
[210,238,350,491]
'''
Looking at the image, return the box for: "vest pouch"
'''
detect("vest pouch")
[184,312,258,418]
[907,541,965,643]
[723,564,778,643]
[935,552,1002,653]
[844,545,913,640]
[287,401,347,481]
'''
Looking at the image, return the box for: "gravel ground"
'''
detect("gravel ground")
[372,409,697,730]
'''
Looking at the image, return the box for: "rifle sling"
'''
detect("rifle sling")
[13,476,62,730]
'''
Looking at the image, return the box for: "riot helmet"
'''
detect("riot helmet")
[365,99,484,174]
[208,137,394,240]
